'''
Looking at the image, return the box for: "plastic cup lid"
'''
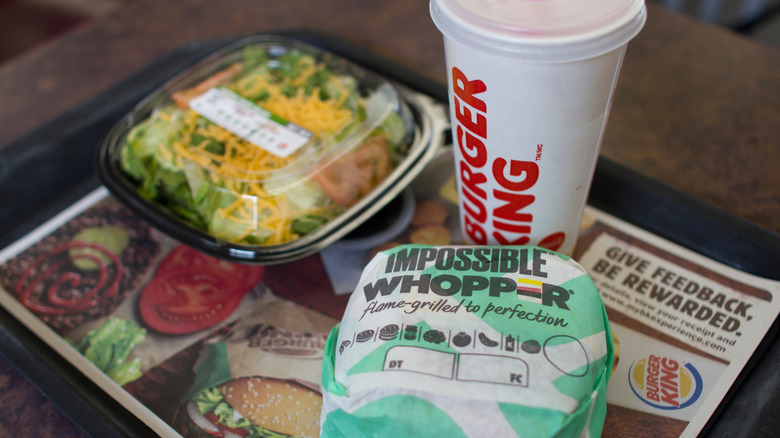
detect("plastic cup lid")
[430,0,647,62]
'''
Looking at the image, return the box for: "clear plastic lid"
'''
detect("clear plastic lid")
[98,35,445,263]
[430,0,647,62]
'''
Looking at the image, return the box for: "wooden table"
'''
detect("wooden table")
[0,1,778,436]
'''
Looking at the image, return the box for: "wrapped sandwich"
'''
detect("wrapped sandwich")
[321,245,614,437]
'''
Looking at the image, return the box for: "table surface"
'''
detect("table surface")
[0,0,778,436]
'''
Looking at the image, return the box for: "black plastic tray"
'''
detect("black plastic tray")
[0,31,778,437]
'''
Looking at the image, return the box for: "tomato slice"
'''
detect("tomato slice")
[139,271,243,334]
[203,411,250,437]
[311,136,391,207]
[139,245,265,334]
[157,245,264,291]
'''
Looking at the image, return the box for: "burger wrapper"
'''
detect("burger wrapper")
[185,291,337,400]
[321,245,613,438]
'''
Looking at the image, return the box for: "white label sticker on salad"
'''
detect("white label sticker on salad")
[189,87,313,158]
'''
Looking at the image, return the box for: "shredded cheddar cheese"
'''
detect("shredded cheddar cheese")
[165,58,355,244]
[120,46,405,249]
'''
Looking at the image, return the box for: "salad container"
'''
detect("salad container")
[97,35,446,264]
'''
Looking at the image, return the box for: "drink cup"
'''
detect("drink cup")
[430,0,646,255]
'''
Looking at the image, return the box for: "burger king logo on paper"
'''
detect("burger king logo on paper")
[243,324,327,358]
[628,354,703,410]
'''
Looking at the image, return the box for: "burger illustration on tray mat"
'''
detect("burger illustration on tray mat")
[167,293,334,438]
[176,376,322,438]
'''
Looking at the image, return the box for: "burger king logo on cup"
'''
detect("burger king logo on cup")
[628,354,703,410]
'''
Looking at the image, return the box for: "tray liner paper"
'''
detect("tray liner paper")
[0,152,777,438]
[321,244,614,438]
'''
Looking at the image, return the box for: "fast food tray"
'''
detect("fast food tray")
[0,31,777,437]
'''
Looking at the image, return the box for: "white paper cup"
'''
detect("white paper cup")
[430,0,646,255]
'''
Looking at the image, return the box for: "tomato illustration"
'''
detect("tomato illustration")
[139,245,264,334]
[155,245,264,291]
[452,331,472,347]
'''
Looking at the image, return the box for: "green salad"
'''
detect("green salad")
[119,45,410,246]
